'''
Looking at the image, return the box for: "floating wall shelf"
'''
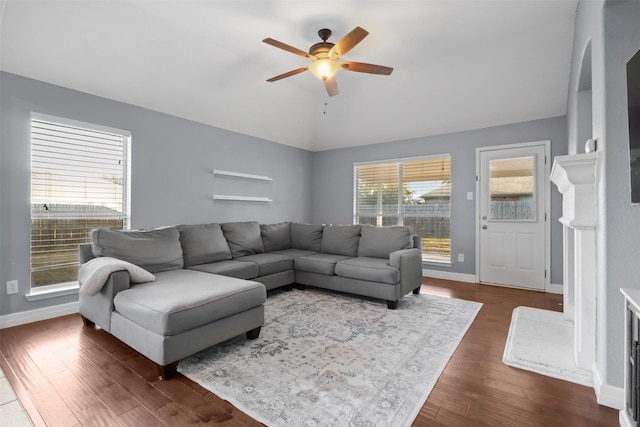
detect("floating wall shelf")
[213,169,272,181]
[213,195,272,202]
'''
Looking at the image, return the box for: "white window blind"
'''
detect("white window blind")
[30,115,130,287]
[354,155,451,262]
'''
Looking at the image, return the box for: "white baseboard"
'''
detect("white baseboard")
[546,283,564,294]
[0,301,79,329]
[592,363,624,410]
[620,410,634,427]
[423,269,478,283]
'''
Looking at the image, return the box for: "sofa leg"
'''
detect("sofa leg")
[412,286,421,295]
[386,300,399,309]
[81,315,95,327]
[294,284,307,291]
[157,361,178,380]
[246,326,262,340]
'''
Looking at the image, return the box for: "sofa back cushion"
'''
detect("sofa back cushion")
[221,221,264,257]
[177,223,233,267]
[320,225,361,257]
[290,223,324,251]
[91,227,184,273]
[261,222,291,252]
[357,225,413,259]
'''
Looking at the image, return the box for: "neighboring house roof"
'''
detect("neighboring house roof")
[420,182,451,199]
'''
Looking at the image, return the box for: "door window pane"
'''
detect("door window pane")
[489,156,535,221]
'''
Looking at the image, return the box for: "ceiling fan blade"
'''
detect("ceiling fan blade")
[263,38,315,59]
[339,61,393,75]
[324,76,338,97]
[266,67,308,82]
[329,27,369,59]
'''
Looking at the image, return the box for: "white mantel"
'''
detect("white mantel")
[551,152,598,230]
[550,152,598,371]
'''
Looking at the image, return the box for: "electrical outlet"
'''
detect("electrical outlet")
[467,192,474,201]
[6,280,19,295]
[457,253,464,263]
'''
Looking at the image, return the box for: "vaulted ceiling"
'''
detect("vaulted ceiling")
[0,0,578,151]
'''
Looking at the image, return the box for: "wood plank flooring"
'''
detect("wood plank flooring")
[0,279,619,426]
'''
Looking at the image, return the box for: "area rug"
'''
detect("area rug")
[178,288,482,427]
[502,306,592,386]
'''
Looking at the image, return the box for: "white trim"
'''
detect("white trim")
[423,269,478,283]
[475,140,551,290]
[31,112,131,137]
[592,363,624,410]
[0,301,79,329]
[213,195,272,202]
[546,283,564,294]
[354,152,451,167]
[620,410,634,427]
[213,169,272,181]
[25,282,79,301]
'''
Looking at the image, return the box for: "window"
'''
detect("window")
[354,155,451,263]
[30,114,130,288]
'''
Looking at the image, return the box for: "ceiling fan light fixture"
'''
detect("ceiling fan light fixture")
[309,58,339,81]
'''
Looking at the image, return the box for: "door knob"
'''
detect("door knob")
[482,225,487,229]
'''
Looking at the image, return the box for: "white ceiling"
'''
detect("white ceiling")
[0,0,577,152]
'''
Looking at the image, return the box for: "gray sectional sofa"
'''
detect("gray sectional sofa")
[78,221,423,379]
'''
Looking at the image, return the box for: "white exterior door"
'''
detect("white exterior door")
[478,143,548,290]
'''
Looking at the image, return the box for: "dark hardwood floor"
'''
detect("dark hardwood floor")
[0,278,619,426]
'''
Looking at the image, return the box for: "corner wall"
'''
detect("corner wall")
[565,0,640,402]
[0,72,313,317]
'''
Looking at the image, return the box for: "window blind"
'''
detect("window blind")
[354,154,451,262]
[30,117,130,287]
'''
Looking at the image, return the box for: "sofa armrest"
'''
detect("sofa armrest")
[389,248,423,296]
[79,270,131,332]
[79,243,95,264]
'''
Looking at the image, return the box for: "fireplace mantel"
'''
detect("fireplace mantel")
[550,152,598,230]
[550,151,598,370]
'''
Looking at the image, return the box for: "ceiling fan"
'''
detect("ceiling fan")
[263,27,393,97]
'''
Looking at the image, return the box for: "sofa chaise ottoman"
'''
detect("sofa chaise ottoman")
[78,227,266,379]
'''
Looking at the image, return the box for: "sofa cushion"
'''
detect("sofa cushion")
[357,225,413,259]
[235,253,293,276]
[91,227,183,273]
[113,269,266,336]
[188,260,259,280]
[320,225,361,257]
[290,223,324,251]
[178,223,232,267]
[295,254,353,275]
[221,221,264,257]
[335,257,400,284]
[260,222,291,252]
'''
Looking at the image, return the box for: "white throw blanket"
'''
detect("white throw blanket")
[78,257,155,296]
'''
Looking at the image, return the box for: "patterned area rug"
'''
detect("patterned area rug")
[502,306,593,386]
[178,288,482,427]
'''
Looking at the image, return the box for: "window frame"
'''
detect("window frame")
[29,113,131,292]
[353,154,452,264]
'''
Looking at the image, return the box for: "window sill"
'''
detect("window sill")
[26,282,79,301]
[423,259,453,268]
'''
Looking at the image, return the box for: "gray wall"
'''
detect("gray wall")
[566,0,640,392]
[602,0,640,388]
[0,71,313,316]
[310,116,567,284]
